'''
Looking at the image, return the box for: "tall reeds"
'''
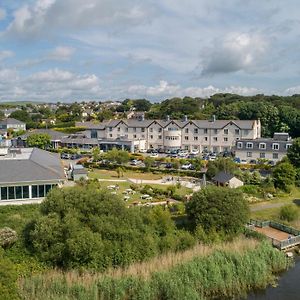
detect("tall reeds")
[19,238,287,300]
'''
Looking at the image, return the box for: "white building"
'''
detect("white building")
[76,118,261,153]
[235,133,292,164]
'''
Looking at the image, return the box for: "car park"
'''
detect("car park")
[190,149,199,155]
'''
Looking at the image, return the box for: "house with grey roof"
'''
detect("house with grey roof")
[76,118,261,153]
[0,118,26,132]
[0,148,65,203]
[212,172,243,188]
[234,132,293,164]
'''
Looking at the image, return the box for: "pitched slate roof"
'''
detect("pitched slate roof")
[19,129,66,141]
[77,119,256,130]
[0,118,25,125]
[212,172,235,183]
[0,148,65,184]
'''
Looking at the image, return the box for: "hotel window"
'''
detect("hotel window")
[8,187,15,199]
[22,186,29,198]
[133,127,137,132]
[141,128,145,132]
[286,144,292,149]
[224,129,228,135]
[237,142,243,149]
[133,134,137,138]
[214,129,218,134]
[158,128,162,132]
[15,186,22,199]
[204,128,208,134]
[117,127,120,132]
[185,128,189,133]
[272,143,279,150]
[224,137,228,142]
[150,128,153,132]
[158,135,162,139]
[109,127,113,131]
[259,143,266,149]
[185,136,189,141]
[91,130,98,139]
[246,142,253,149]
[194,128,198,134]
[39,185,45,198]
[141,135,145,138]
[204,137,208,141]
[213,137,218,141]
[150,135,153,139]
[1,187,7,200]
[247,152,252,157]
[109,134,112,138]
[244,129,249,135]
[194,136,198,141]
[273,153,279,159]
[125,128,128,132]
[260,153,265,158]
[235,129,240,135]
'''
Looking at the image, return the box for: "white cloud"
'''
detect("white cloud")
[126,80,259,99]
[284,85,300,95]
[0,68,102,102]
[200,33,270,75]
[5,0,157,38]
[0,8,6,21]
[47,46,75,61]
[0,50,14,61]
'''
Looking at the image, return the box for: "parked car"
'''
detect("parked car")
[139,149,147,153]
[181,163,192,170]
[190,149,199,155]
[165,163,173,169]
[130,159,141,166]
[150,153,158,158]
[158,148,165,153]
[71,154,81,160]
[61,153,71,159]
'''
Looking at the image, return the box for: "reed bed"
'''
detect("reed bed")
[19,238,287,300]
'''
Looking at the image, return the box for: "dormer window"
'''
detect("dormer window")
[246,142,253,149]
[237,142,243,149]
[259,143,266,150]
[272,143,279,150]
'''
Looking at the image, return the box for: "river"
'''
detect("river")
[246,256,300,300]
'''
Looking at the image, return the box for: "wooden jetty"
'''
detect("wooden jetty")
[247,219,300,251]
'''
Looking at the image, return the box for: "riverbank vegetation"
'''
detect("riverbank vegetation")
[19,240,287,300]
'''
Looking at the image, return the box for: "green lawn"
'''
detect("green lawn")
[89,169,163,180]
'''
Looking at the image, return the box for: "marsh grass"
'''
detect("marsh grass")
[19,237,287,300]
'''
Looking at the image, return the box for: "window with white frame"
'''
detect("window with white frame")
[204,137,208,141]
[260,153,265,158]
[272,143,279,150]
[185,136,189,140]
[247,152,252,157]
[214,129,218,134]
[246,142,253,149]
[224,137,228,142]
[204,128,208,134]
[150,135,153,139]
[235,129,240,135]
[213,137,218,141]
[286,144,292,149]
[194,128,198,134]
[259,143,266,149]
[224,129,229,134]
[185,128,188,133]
[273,153,279,159]
[158,135,162,139]
[194,136,198,141]
[150,128,153,132]
[237,142,243,149]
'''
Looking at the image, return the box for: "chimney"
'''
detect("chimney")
[183,115,188,122]
[212,115,216,122]
[166,115,170,121]
[141,113,145,121]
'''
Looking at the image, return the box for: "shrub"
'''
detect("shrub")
[279,204,299,222]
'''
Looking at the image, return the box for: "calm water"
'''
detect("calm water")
[246,257,300,300]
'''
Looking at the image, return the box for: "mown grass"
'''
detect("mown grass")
[19,238,287,300]
[89,169,163,180]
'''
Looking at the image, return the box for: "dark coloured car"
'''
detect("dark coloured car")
[165,163,173,169]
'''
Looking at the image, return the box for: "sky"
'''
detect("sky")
[1,0,300,102]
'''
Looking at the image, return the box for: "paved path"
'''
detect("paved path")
[0,199,43,206]
[250,202,285,212]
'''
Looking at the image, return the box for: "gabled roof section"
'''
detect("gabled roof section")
[212,172,235,183]
[0,118,25,125]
